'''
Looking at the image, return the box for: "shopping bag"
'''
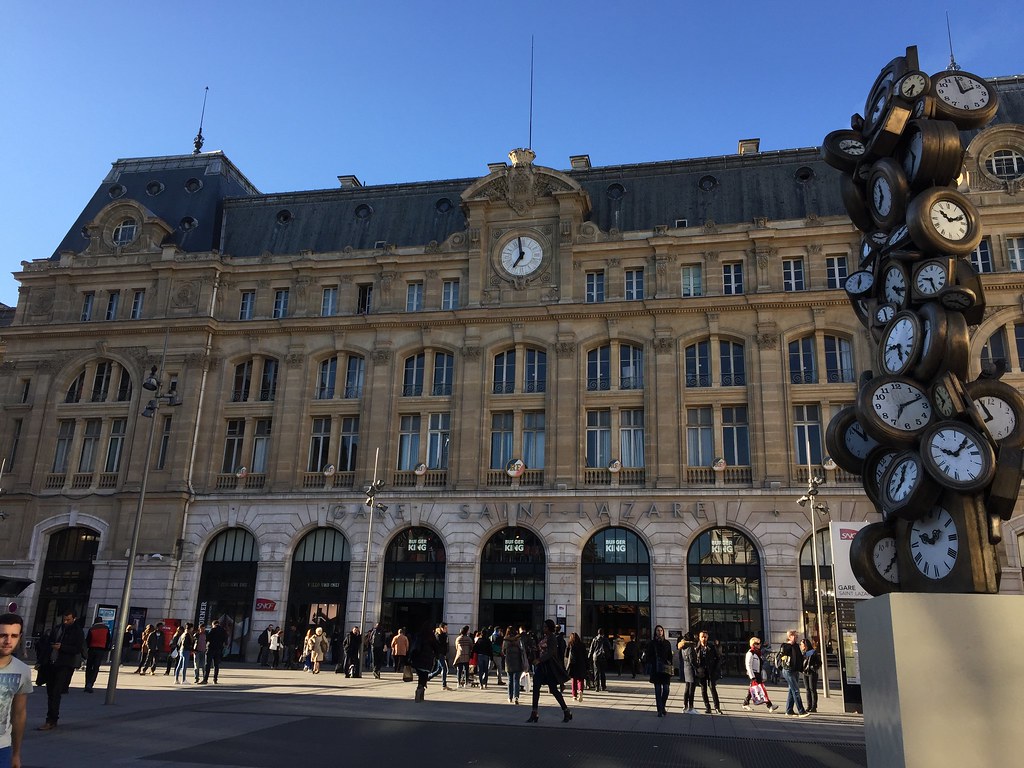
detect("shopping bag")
[749,681,768,706]
[402,664,414,682]
[519,671,530,692]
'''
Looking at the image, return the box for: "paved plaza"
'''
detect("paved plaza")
[20,664,866,768]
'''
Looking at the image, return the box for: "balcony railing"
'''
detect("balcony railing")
[723,466,752,484]
[519,469,544,486]
[423,470,447,487]
[244,474,266,490]
[618,468,645,485]
[97,472,118,489]
[721,373,746,386]
[45,473,66,489]
[486,470,512,487]
[71,473,93,489]
[302,473,326,489]
[686,467,716,485]
[685,374,711,387]
[584,468,611,485]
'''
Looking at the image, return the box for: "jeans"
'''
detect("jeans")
[477,655,491,687]
[803,671,819,711]
[508,670,522,701]
[44,666,75,724]
[593,660,607,690]
[175,650,193,683]
[456,662,470,686]
[84,647,105,690]
[699,678,720,711]
[654,680,670,713]
[428,656,449,686]
[683,681,696,710]
[782,669,806,714]
[193,650,207,681]
[204,650,222,682]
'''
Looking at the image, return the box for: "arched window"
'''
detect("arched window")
[112,217,137,246]
[197,528,259,659]
[288,528,352,637]
[685,341,711,387]
[824,336,854,383]
[33,526,100,638]
[479,527,546,630]
[799,529,836,654]
[720,340,745,386]
[981,328,1008,371]
[403,353,425,396]
[433,352,454,396]
[587,346,610,390]
[581,527,651,641]
[494,350,516,394]
[620,344,644,389]
[789,337,817,384]
[986,148,1024,181]
[381,527,446,633]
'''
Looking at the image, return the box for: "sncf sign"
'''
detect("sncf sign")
[840,529,859,541]
[254,598,277,612]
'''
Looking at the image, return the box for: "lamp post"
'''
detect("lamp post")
[358,448,385,637]
[798,436,831,699]
[105,352,182,705]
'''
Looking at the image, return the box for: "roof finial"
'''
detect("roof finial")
[193,86,209,155]
[946,12,961,71]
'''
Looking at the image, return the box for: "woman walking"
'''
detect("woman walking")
[502,626,526,704]
[676,632,698,714]
[473,630,493,689]
[453,625,473,688]
[409,624,441,702]
[310,627,329,674]
[742,636,779,712]
[643,625,674,716]
[566,632,588,702]
[801,638,821,713]
[524,620,572,724]
[300,628,314,671]
[165,625,184,675]
[134,624,154,674]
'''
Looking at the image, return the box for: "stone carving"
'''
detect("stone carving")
[556,342,576,358]
[653,337,674,354]
[756,334,778,350]
[462,346,481,360]
[372,349,392,364]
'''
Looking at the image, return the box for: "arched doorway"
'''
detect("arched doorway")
[33,526,99,639]
[479,527,545,632]
[287,528,351,649]
[581,527,651,647]
[380,527,445,635]
[800,528,837,658]
[195,528,258,660]
[686,527,763,677]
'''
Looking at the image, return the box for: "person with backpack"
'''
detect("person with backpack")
[588,628,612,692]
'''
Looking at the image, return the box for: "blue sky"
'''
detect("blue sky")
[1,1,1021,307]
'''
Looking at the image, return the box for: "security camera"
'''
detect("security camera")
[797,495,811,507]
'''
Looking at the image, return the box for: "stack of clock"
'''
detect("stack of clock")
[821,46,1024,595]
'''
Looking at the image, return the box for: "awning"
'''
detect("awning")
[0,576,34,596]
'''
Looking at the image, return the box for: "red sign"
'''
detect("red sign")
[254,598,277,612]
[840,528,859,540]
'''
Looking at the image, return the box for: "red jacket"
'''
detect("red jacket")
[86,624,111,650]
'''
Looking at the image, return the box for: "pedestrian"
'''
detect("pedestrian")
[193,624,207,683]
[283,624,298,670]
[300,628,314,672]
[643,625,672,716]
[676,631,698,713]
[490,627,504,686]
[390,628,409,676]
[256,624,273,667]
[174,623,195,684]
[801,638,821,713]
[524,620,572,724]
[309,627,329,674]
[780,630,811,717]
[613,633,626,676]
[202,619,227,684]
[623,632,639,679]
[409,624,441,702]
[83,616,111,693]
[341,626,362,677]
[741,636,779,712]
[165,625,184,675]
[37,609,83,731]
[268,627,282,670]
[368,622,387,678]
[565,632,588,702]
[501,626,525,704]
[0,613,32,767]
[134,625,155,674]
[428,623,451,690]
[143,623,162,675]
[453,625,473,688]
[694,630,723,714]
[121,623,136,665]
[473,629,493,689]
[588,628,611,692]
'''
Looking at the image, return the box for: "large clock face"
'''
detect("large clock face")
[934,73,991,111]
[921,422,995,491]
[500,236,544,276]
[872,537,899,585]
[909,506,958,580]
[929,199,969,242]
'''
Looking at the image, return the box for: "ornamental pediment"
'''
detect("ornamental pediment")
[462,148,587,216]
[80,200,174,257]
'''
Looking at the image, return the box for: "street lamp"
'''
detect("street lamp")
[358,449,384,638]
[798,441,831,700]
[105,354,182,705]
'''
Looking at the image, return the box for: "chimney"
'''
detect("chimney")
[337,175,362,188]
[738,138,760,156]
[570,154,592,170]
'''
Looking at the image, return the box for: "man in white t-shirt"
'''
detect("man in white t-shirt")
[0,613,32,768]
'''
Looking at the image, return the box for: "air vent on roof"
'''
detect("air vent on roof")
[146,181,165,196]
[795,167,815,183]
[606,183,625,200]
[698,175,718,192]
[108,184,126,199]
[675,218,689,228]
[570,155,591,170]
[338,175,363,188]
[276,210,293,225]
[355,204,373,220]
[180,216,198,231]
[738,138,760,155]
[184,178,203,193]
[374,240,387,249]
[435,198,453,214]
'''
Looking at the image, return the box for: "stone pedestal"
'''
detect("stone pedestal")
[856,593,1024,768]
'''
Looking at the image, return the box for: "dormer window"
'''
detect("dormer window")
[112,217,138,246]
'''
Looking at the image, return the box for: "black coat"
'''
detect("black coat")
[694,642,721,681]
[643,637,674,683]
[46,621,85,668]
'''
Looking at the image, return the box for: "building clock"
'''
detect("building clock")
[499,235,544,277]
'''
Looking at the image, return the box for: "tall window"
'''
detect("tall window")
[79,419,101,472]
[233,360,252,402]
[345,356,365,398]
[585,410,611,467]
[681,265,703,297]
[91,362,112,402]
[239,290,255,320]
[587,346,610,391]
[494,350,516,394]
[525,349,546,393]
[66,372,85,404]
[970,239,993,273]
[620,409,645,467]
[105,291,120,321]
[252,419,272,474]
[258,358,278,401]
[156,416,173,470]
[321,286,339,316]
[308,417,332,472]
[620,345,644,389]
[625,268,644,300]
[273,289,290,319]
[316,357,337,399]
[130,289,145,319]
[783,259,805,291]
[81,293,94,321]
[720,341,745,386]
[686,407,713,466]
[403,354,425,396]
[723,262,743,295]
[53,420,76,473]
[685,341,711,387]
[1015,323,1024,373]
[338,416,359,471]
[523,412,545,469]
[116,368,132,402]
[427,413,450,469]
[490,413,514,470]
[586,271,605,303]
[981,328,1008,370]
[722,406,750,465]
[824,336,854,383]
[794,404,823,465]
[1008,237,1024,272]
[406,282,424,312]
[8,419,21,469]
[433,352,454,396]
[357,284,373,314]
[105,418,126,473]
[441,279,460,310]
[789,337,817,384]
[825,256,848,289]
[398,415,421,470]
[222,419,246,473]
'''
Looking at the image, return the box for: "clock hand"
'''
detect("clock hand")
[953,435,969,456]
[882,556,896,575]
[925,277,936,290]
[513,237,525,267]
[895,394,921,418]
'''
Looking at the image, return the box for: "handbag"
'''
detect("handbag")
[749,681,768,706]
[402,664,414,682]
[519,671,530,690]
[170,649,180,660]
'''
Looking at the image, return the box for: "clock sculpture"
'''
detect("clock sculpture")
[823,46,1022,594]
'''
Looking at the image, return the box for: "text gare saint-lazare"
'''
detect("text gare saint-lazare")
[329,500,711,524]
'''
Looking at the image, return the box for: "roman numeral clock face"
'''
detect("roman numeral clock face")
[909,506,958,580]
